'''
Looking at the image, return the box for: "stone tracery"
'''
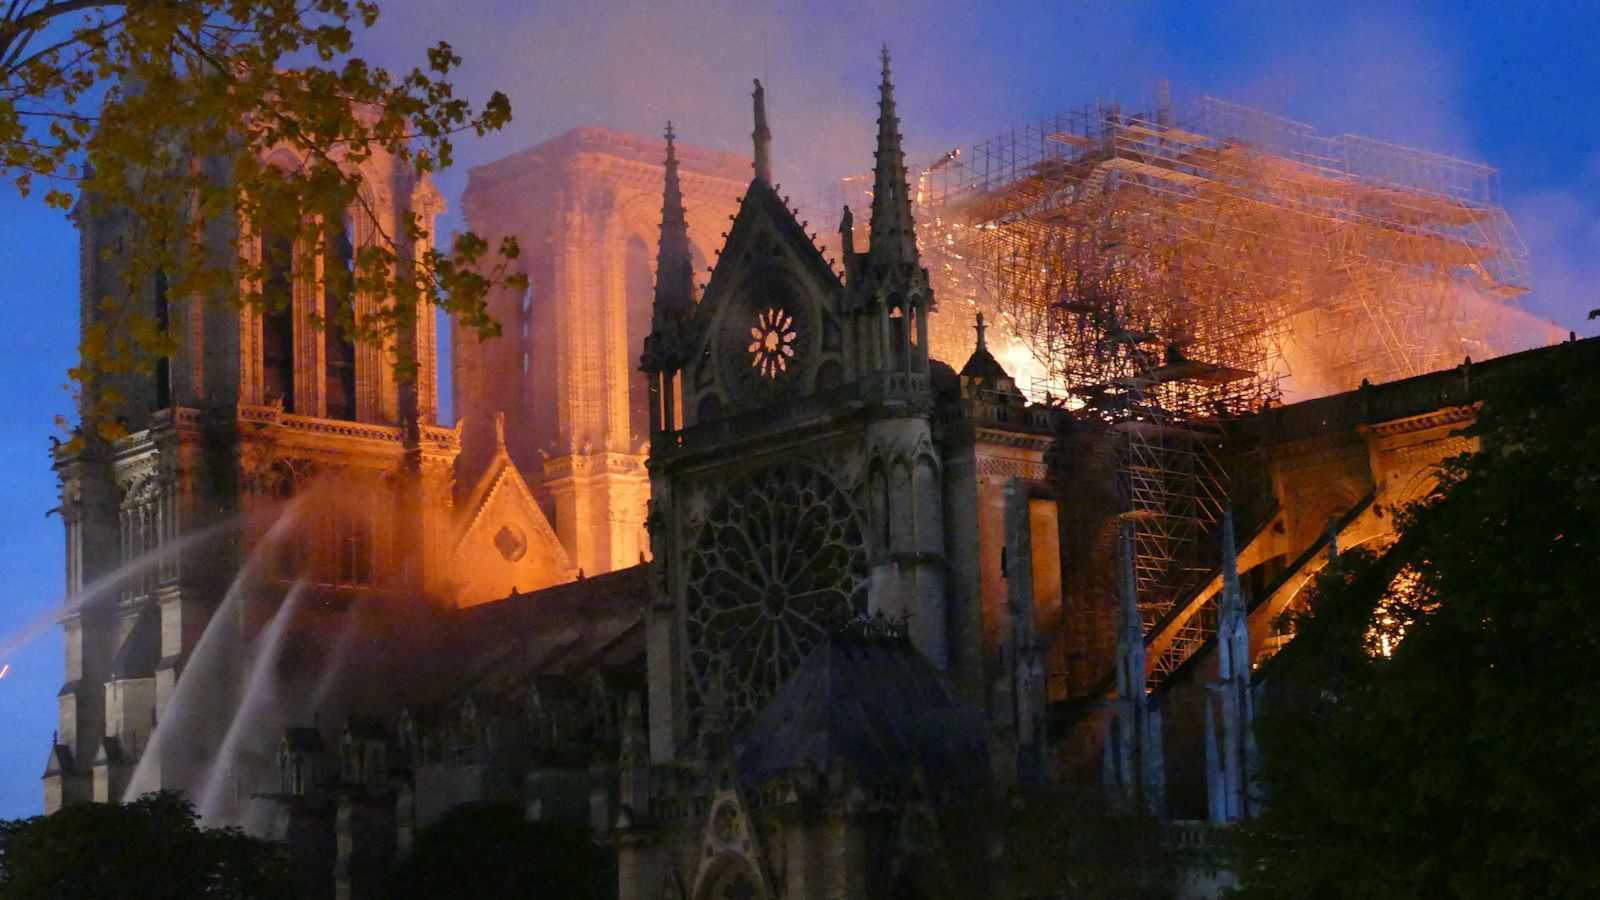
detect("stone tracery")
[683,463,867,728]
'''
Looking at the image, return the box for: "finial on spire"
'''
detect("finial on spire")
[494,411,507,450]
[975,311,988,352]
[751,78,772,184]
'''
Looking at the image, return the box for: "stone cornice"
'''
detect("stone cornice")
[236,404,460,453]
[973,425,1053,452]
[1357,403,1477,439]
[464,126,750,195]
[543,451,649,481]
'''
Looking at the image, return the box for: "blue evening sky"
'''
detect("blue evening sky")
[1,0,1597,818]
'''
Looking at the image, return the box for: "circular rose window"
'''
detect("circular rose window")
[747,307,797,379]
[684,464,867,730]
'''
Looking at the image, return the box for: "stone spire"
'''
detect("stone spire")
[751,79,772,184]
[1106,519,1164,816]
[653,121,695,322]
[1220,505,1242,620]
[974,311,989,352]
[1207,505,1256,823]
[869,45,918,265]
[1115,522,1145,696]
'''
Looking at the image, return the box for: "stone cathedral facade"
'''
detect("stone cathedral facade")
[46,49,1599,900]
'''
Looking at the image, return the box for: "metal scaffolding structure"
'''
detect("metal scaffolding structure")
[914,90,1531,681]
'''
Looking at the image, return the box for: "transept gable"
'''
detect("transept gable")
[452,415,574,607]
[684,180,847,420]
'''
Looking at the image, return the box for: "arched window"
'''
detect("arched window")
[153,269,171,410]
[324,215,357,420]
[888,301,908,371]
[624,234,653,444]
[260,227,296,410]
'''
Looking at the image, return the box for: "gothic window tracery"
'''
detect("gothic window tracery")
[683,464,867,729]
[717,277,817,407]
[747,307,796,378]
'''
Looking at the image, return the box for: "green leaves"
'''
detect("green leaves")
[0,791,295,900]
[2,0,521,440]
[1235,350,1600,900]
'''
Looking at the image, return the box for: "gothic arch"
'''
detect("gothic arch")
[693,855,766,900]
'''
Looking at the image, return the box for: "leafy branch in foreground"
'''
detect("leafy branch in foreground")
[1232,348,1600,900]
[2,0,526,443]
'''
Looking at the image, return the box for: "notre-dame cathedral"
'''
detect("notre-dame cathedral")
[46,48,1597,899]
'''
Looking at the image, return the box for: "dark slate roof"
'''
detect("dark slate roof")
[959,343,1011,381]
[426,565,650,705]
[96,736,127,766]
[735,631,989,791]
[44,743,75,776]
[109,600,160,680]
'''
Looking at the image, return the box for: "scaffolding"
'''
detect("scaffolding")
[916,91,1530,681]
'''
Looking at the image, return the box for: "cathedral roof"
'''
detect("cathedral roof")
[958,312,1012,380]
[735,626,989,791]
[433,565,649,702]
[959,343,1011,382]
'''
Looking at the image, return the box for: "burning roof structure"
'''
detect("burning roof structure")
[904,89,1545,679]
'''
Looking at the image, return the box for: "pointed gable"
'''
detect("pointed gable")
[684,179,847,422]
[453,415,575,607]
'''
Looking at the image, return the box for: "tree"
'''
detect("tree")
[1233,347,1600,899]
[1,0,524,442]
[386,804,613,900]
[0,791,295,899]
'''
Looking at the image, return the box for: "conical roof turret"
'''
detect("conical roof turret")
[653,122,695,323]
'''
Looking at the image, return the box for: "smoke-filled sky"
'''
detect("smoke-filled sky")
[1,0,1598,818]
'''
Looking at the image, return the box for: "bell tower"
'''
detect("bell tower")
[457,128,748,575]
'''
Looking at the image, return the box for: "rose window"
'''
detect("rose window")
[747,307,797,379]
[684,464,867,730]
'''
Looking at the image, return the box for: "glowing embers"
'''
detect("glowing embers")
[747,307,797,379]
[1366,565,1432,659]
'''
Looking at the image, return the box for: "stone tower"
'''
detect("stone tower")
[456,128,748,576]
[639,60,956,761]
[47,145,459,811]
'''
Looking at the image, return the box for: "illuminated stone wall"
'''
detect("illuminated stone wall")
[459,127,749,574]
